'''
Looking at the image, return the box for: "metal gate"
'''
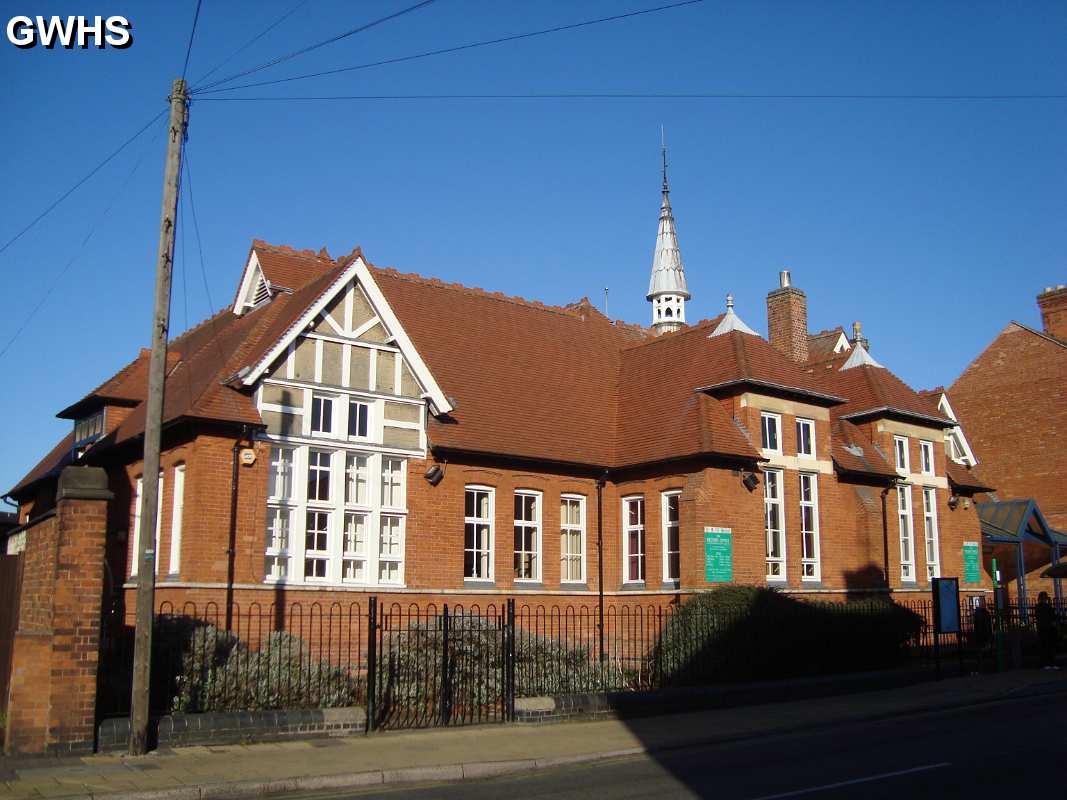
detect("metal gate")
[367,598,515,731]
[0,553,24,718]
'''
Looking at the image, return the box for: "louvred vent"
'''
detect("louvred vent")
[252,277,271,306]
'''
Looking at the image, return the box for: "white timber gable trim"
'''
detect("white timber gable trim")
[933,392,979,467]
[233,251,273,314]
[241,256,453,416]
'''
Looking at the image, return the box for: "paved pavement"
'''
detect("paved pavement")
[2,669,1066,800]
[325,688,1067,799]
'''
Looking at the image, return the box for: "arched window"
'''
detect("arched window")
[665,307,673,318]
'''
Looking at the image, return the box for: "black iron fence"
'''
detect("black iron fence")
[95,593,1065,734]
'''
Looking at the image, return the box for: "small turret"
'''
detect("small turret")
[647,141,690,335]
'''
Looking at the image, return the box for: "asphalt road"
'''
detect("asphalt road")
[299,684,1067,799]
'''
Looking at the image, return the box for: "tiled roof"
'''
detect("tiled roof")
[945,461,995,493]
[807,327,848,360]
[821,363,953,427]
[10,239,959,495]
[251,240,336,292]
[830,419,897,479]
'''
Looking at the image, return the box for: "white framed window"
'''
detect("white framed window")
[796,418,815,458]
[378,515,404,584]
[307,449,332,502]
[344,453,370,506]
[799,473,820,581]
[898,485,915,581]
[661,491,681,582]
[894,436,910,473]
[265,507,292,580]
[764,469,785,580]
[348,399,370,439]
[560,495,586,584]
[623,496,645,584]
[168,464,185,576]
[269,446,295,501]
[919,440,935,476]
[310,394,334,435]
[464,486,494,580]
[923,487,941,579]
[381,457,405,509]
[513,490,541,581]
[341,511,367,583]
[304,509,330,580]
[761,412,782,453]
[130,473,163,576]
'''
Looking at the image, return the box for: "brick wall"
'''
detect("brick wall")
[951,322,1067,534]
[4,467,111,754]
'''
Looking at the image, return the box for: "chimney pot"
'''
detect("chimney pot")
[779,270,791,289]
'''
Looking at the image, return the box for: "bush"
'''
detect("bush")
[153,618,362,713]
[653,587,924,686]
[375,614,628,710]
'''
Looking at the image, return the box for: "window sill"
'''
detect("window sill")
[513,581,544,590]
[620,582,647,591]
[560,582,589,590]
[463,578,496,588]
[660,580,681,591]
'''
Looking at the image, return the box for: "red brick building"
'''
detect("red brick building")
[946,286,1067,598]
[6,168,993,621]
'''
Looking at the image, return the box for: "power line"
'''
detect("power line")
[194,0,441,94]
[0,117,165,366]
[181,0,205,80]
[0,108,167,260]
[191,0,311,89]
[193,0,707,96]
[194,92,1067,102]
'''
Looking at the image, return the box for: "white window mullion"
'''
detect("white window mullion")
[923,487,941,579]
[764,469,785,581]
[898,485,915,582]
[168,464,185,576]
[799,473,820,582]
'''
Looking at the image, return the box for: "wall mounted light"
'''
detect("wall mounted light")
[424,463,445,486]
[742,471,760,492]
[948,494,960,510]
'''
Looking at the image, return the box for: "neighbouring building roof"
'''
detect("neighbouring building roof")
[807,327,850,361]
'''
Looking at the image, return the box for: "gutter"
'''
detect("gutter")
[693,379,846,405]
[839,406,954,428]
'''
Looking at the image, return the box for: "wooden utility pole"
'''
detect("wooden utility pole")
[129,78,189,756]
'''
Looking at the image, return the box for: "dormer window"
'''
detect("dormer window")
[73,409,105,457]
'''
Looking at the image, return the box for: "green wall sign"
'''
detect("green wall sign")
[704,528,733,582]
[963,541,980,584]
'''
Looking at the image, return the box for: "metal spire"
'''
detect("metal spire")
[647,134,689,302]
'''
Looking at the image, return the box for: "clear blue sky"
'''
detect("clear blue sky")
[1,0,1065,495]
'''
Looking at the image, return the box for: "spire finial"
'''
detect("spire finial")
[661,126,669,193]
[726,293,734,310]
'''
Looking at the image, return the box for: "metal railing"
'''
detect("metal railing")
[95,593,1064,733]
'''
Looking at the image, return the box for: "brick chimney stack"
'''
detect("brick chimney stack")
[1037,285,1067,340]
[767,270,809,362]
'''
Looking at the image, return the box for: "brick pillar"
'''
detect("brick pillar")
[4,466,112,754]
[766,271,809,362]
[1037,285,1067,340]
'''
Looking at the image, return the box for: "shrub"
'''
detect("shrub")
[152,618,362,713]
[652,587,924,685]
